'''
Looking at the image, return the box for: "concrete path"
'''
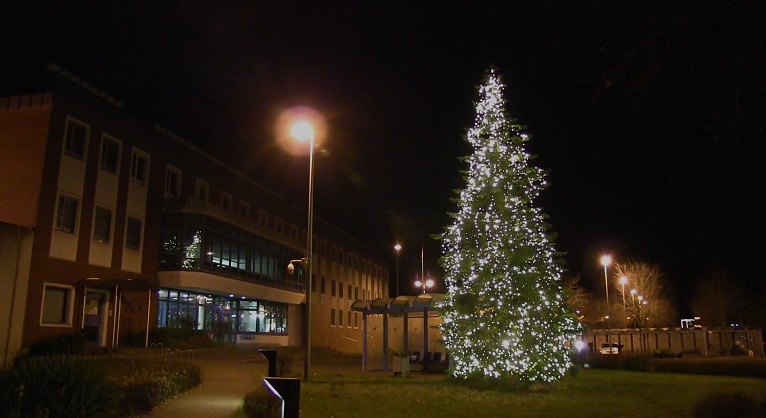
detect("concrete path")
[141,350,267,418]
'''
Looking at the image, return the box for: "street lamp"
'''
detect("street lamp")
[637,295,645,351]
[630,288,637,328]
[619,275,628,324]
[414,277,434,294]
[600,255,612,340]
[394,243,402,297]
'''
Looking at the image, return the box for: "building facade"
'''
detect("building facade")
[0,69,389,367]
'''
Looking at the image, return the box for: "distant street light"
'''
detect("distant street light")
[620,275,628,324]
[630,288,638,328]
[637,295,645,351]
[600,255,613,340]
[394,243,402,297]
[414,277,434,294]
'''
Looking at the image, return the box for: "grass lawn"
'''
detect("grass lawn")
[296,368,766,417]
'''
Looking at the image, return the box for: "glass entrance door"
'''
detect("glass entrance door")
[83,291,105,345]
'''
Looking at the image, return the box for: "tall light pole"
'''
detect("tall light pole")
[619,275,628,325]
[600,255,612,341]
[291,120,315,381]
[630,288,637,329]
[394,243,401,297]
[637,295,645,351]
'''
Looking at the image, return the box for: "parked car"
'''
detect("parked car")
[599,342,622,354]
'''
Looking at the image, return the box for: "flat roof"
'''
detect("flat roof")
[351,293,446,314]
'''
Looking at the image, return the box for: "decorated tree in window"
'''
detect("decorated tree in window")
[440,68,579,385]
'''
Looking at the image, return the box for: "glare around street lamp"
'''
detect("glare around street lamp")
[600,254,612,267]
[291,121,314,142]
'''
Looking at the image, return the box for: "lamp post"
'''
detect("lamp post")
[637,295,645,352]
[630,288,637,328]
[394,243,401,297]
[290,119,315,382]
[414,277,434,294]
[619,275,628,325]
[600,255,612,341]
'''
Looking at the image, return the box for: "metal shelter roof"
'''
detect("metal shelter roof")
[351,293,446,314]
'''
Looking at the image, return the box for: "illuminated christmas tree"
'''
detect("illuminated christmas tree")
[440,69,579,385]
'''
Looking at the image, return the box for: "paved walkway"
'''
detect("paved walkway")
[141,349,268,418]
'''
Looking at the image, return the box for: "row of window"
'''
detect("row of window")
[174,166,386,280]
[313,277,379,300]
[157,289,288,335]
[63,116,386,284]
[64,117,150,184]
[330,308,361,328]
[54,193,142,249]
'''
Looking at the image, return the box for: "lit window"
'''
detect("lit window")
[55,194,78,234]
[63,118,88,160]
[93,206,112,243]
[126,217,142,250]
[130,149,149,184]
[41,284,73,326]
[99,135,121,173]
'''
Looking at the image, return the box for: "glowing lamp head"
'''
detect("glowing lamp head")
[414,280,422,287]
[600,255,612,267]
[394,243,402,252]
[637,295,644,302]
[620,275,628,285]
[630,288,637,295]
[425,279,434,288]
[574,340,586,352]
[290,121,314,142]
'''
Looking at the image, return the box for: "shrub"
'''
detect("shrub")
[691,391,766,418]
[148,328,215,350]
[242,387,281,418]
[28,332,87,357]
[651,357,766,378]
[109,362,201,415]
[277,351,294,377]
[0,355,120,418]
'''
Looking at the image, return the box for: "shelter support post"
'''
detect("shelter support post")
[383,312,389,371]
[423,309,428,371]
[362,313,368,371]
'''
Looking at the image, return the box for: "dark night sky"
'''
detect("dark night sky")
[3,2,765,309]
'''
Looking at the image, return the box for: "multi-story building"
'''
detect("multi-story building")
[0,67,389,367]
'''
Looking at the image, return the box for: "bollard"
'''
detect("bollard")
[264,377,300,418]
[259,349,278,377]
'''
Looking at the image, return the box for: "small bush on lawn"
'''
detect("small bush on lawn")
[242,387,281,418]
[691,391,766,418]
[0,355,119,418]
[109,362,202,415]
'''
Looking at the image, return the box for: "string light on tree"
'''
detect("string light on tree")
[440,68,579,385]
